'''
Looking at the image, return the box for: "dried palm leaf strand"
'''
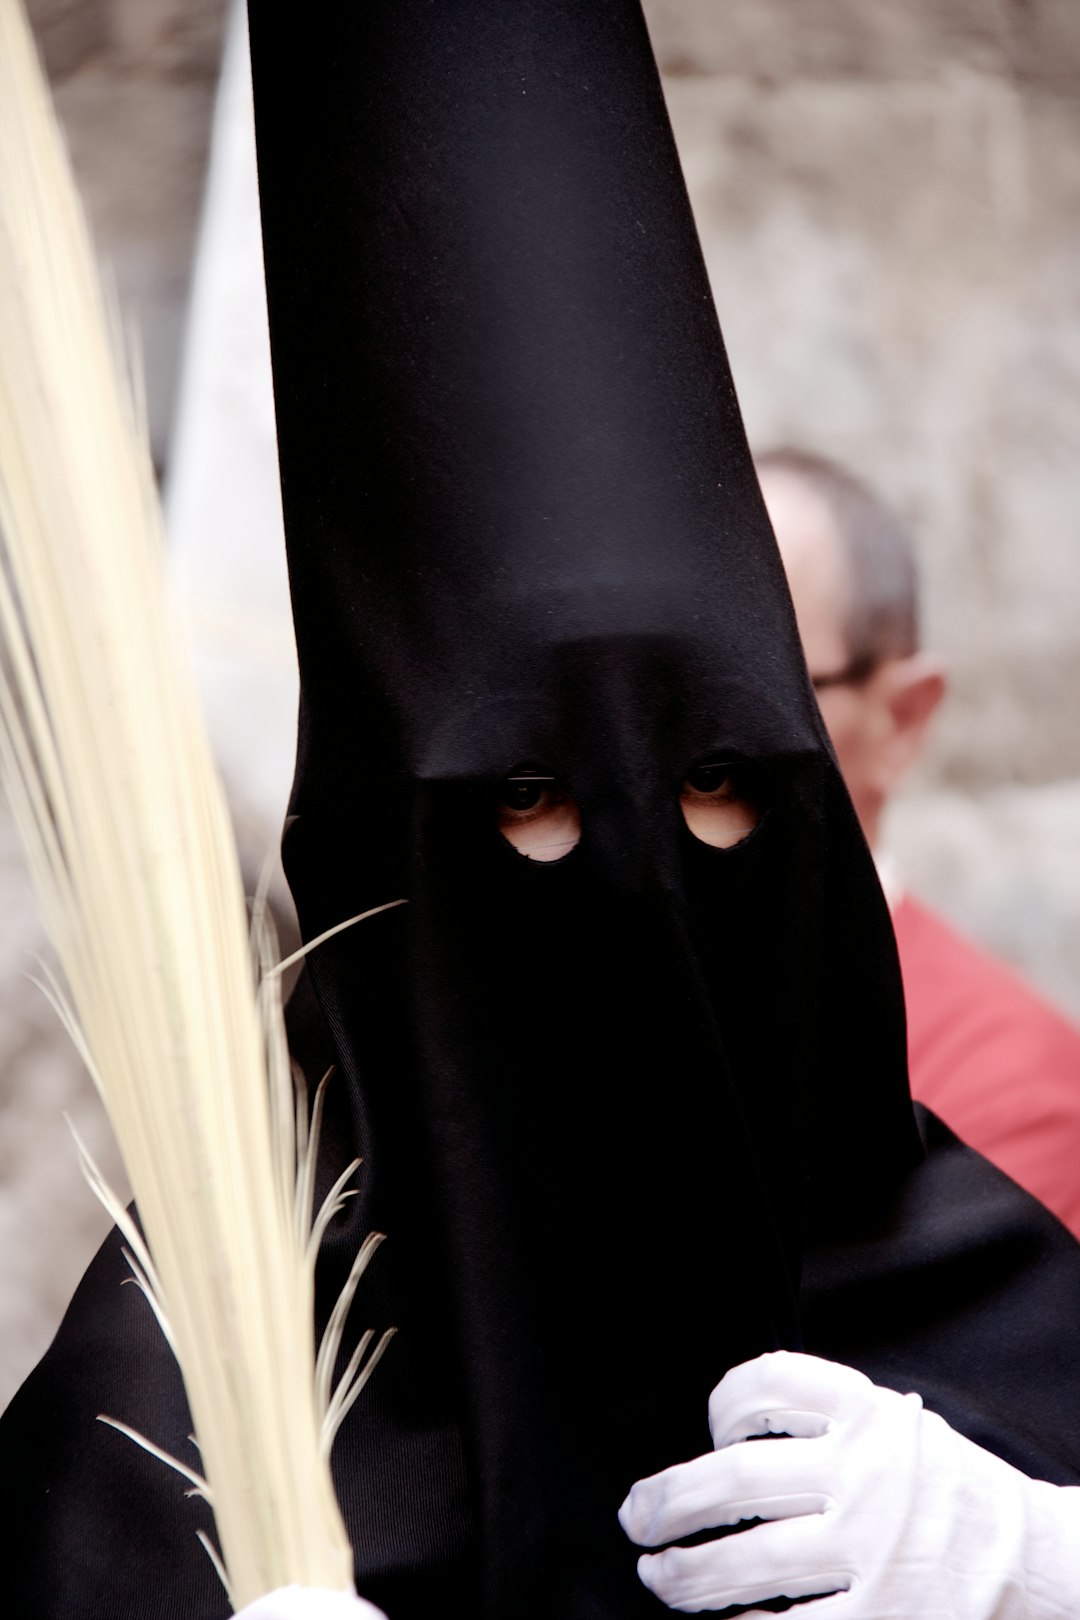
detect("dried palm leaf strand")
[0,0,392,1606]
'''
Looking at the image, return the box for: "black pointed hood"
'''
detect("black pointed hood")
[248,2,920,1614]
[11,10,1080,1619]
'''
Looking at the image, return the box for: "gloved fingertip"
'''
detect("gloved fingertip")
[635,1549,661,1594]
[618,1482,650,1544]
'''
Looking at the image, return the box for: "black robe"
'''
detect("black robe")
[4,2,1080,1616]
[4,1033,1080,1620]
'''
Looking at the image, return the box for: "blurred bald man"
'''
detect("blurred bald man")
[759,447,1080,1239]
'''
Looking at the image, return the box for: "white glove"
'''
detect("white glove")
[234,1588,387,1620]
[618,1350,1080,1618]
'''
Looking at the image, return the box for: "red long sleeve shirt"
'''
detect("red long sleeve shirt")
[893,893,1080,1240]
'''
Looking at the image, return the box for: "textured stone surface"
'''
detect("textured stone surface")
[645,0,1080,87]
[641,1,1080,1032]
[647,1,1080,1048]
[889,781,1080,1018]
[649,3,1080,790]
[28,0,227,465]
[0,817,130,1409]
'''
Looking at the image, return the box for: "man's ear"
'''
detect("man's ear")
[877,653,947,792]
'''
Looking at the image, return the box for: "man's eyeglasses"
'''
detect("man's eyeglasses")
[809,654,879,693]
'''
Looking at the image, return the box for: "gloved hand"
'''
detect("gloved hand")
[234,1588,387,1620]
[619,1350,1080,1618]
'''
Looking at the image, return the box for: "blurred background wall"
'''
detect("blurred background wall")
[3,0,1080,1405]
[648,0,1080,1017]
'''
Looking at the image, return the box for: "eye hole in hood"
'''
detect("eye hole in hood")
[680,756,762,849]
[494,754,763,862]
[496,766,581,862]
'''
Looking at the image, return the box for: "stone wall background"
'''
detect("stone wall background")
[2,0,1080,1406]
[646,0,1080,1014]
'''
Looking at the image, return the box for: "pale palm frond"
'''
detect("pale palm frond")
[0,1,398,1607]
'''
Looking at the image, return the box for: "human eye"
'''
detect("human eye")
[496,767,581,861]
[679,757,761,848]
